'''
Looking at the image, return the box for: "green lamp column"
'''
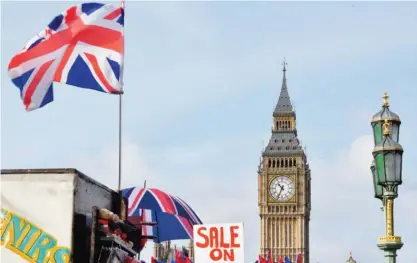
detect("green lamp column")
[371,93,404,263]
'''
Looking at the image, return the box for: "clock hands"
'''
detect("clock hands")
[277,184,284,198]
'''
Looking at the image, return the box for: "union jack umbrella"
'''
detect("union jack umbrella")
[122,187,203,243]
[8,2,124,111]
[122,187,202,225]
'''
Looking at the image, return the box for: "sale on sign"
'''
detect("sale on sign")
[193,223,244,263]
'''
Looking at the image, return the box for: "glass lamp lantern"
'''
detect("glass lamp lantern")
[371,161,384,200]
[371,92,401,145]
[372,120,403,194]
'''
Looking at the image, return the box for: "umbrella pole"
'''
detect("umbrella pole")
[154,210,160,243]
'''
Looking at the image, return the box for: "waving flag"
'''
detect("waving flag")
[258,255,267,263]
[175,249,193,263]
[296,254,303,263]
[284,257,292,263]
[266,250,274,263]
[8,2,124,111]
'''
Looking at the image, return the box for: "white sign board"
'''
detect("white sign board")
[193,223,244,263]
[1,173,75,263]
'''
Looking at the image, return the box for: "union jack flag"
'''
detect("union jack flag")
[8,2,124,111]
[175,248,193,263]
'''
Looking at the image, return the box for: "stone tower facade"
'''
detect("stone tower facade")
[258,62,311,263]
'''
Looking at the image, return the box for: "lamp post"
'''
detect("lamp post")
[370,93,404,263]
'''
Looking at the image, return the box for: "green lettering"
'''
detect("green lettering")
[0,209,71,263]
[27,232,57,263]
[1,214,30,247]
[50,247,72,263]
[18,225,40,252]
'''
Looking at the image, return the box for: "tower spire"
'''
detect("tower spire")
[283,57,287,72]
[273,58,293,116]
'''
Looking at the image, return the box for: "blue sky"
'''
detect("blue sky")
[1,1,417,263]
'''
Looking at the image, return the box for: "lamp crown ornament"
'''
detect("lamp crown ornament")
[383,119,391,136]
[383,92,389,107]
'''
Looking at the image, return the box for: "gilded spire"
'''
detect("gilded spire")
[383,92,389,107]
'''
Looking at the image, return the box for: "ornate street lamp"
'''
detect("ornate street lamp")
[370,93,404,263]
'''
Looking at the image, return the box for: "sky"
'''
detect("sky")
[1,1,417,263]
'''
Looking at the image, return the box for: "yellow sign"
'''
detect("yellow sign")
[1,208,71,263]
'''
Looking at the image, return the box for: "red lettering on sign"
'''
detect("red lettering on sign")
[230,225,240,248]
[196,225,241,261]
[196,227,209,248]
[209,226,219,248]
[209,249,222,261]
[209,248,235,261]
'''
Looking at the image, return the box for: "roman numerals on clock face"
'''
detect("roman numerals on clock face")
[269,176,295,201]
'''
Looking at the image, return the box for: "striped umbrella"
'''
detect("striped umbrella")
[122,187,202,242]
[122,187,202,224]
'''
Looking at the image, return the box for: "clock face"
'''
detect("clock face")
[269,176,295,201]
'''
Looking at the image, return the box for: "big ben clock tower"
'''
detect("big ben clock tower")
[258,60,311,263]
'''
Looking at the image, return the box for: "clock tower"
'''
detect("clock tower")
[258,61,311,263]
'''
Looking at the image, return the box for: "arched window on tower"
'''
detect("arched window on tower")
[272,160,276,167]
[268,160,271,168]
[285,159,288,167]
[284,221,288,247]
[281,159,284,167]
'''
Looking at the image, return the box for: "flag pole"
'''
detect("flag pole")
[118,0,125,216]
[118,93,122,192]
